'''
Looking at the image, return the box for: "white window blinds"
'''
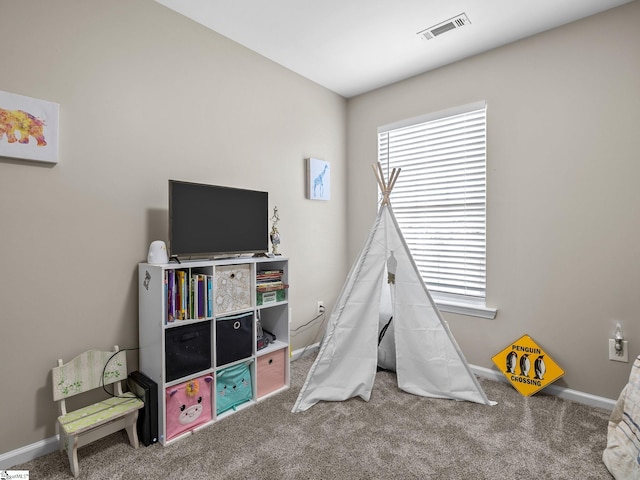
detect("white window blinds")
[378,102,487,302]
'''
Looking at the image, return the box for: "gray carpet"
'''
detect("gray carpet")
[17,352,614,479]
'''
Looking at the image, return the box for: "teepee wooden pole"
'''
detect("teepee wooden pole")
[373,162,400,206]
[373,164,386,204]
[372,163,383,188]
[387,167,400,194]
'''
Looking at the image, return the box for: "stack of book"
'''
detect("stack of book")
[256,269,285,292]
[256,269,288,305]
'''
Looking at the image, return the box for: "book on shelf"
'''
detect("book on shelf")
[257,270,284,281]
[188,274,208,320]
[197,274,206,319]
[257,270,283,284]
[206,275,213,318]
[256,282,289,293]
[190,276,197,320]
[166,270,176,323]
[176,270,188,320]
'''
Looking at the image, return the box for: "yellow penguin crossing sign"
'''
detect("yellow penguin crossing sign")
[492,334,565,396]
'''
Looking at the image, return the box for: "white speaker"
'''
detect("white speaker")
[147,240,169,264]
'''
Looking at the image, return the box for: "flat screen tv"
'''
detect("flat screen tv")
[169,180,269,258]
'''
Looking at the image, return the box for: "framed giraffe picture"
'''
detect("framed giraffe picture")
[306,157,330,201]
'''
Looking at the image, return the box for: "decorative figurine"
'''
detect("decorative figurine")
[270,206,281,256]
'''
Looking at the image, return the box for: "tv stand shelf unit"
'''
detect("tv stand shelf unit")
[138,256,290,446]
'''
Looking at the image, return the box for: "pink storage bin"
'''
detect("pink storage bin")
[165,375,213,441]
[257,348,286,398]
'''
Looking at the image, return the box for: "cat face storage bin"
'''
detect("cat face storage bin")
[216,362,253,415]
[165,375,213,441]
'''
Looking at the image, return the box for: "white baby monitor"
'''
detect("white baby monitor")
[147,240,169,264]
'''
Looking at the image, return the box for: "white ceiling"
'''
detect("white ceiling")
[155,0,634,98]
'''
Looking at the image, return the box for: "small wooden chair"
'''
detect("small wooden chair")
[52,345,144,478]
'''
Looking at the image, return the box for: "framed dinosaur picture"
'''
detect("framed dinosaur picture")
[306,157,330,201]
[0,90,59,164]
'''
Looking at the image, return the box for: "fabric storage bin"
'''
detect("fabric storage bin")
[256,348,286,398]
[216,363,252,415]
[165,322,211,382]
[216,312,253,366]
[165,375,213,441]
[215,264,251,314]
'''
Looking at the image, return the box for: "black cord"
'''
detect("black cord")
[292,309,330,360]
[291,312,324,332]
[101,347,140,399]
[378,316,393,346]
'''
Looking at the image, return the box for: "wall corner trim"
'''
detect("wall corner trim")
[470,364,617,411]
[0,435,59,470]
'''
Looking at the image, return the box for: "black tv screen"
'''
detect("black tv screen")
[169,180,269,258]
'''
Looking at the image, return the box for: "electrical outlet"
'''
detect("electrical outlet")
[317,301,325,316]
[608,339,629,362]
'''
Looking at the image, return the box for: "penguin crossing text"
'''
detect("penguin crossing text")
[504,351,546,387]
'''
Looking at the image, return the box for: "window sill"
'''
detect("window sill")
[432,295,497,319]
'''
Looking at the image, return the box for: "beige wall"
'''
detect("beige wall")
[2,0,639,460]
[0,1,347,453]
[347,2,640,400]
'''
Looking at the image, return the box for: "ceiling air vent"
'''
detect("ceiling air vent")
[417,13,471,40]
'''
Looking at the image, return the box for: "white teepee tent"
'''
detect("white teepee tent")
[292,164,494,412]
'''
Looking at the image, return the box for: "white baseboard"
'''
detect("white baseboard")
[292,345,617,411]
[0,351,616,469]
[291,342,320,361]
[0,435,59,470]
[470,364,617,411]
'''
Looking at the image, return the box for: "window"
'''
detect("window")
[378,101,496,318]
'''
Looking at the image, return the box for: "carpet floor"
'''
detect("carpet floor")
[16,352,614,479]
